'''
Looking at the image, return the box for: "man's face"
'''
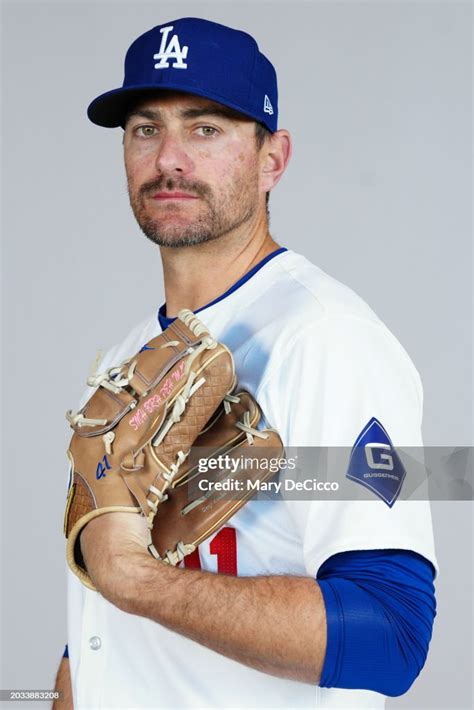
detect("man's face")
[123,92,264,248]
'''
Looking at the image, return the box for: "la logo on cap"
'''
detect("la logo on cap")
[154,25,188,70]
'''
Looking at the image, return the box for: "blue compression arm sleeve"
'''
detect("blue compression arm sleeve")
[317,549,436,697]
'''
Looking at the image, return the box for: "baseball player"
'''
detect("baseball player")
[54,18,438,709]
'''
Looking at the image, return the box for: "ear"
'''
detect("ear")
[260,129,292,193]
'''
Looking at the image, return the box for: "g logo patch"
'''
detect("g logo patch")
[347,418,406,507]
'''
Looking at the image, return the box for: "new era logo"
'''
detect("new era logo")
[263,94,274,115]
[154,25,188,70]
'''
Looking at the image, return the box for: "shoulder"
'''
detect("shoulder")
[252,251,421,395]
[265,250,382,327]
[245,254,423,446]
[251,250,412,363]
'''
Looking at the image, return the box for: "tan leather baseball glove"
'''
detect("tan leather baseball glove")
[64,310,283,590]
[150,390,283,565]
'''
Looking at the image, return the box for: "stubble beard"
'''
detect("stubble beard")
[128,174,259,248]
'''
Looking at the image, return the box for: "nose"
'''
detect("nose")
[154,131,195,176]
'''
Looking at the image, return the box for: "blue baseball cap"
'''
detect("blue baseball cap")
[87,17,278,132]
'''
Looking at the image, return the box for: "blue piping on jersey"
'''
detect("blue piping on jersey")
[158,247,287,330]
[317,549,436,697]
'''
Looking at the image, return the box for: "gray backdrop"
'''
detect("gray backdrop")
[1,1,472,708]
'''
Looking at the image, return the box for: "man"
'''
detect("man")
[55,18,437,709]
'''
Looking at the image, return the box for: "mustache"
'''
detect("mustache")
[139,177,211,199]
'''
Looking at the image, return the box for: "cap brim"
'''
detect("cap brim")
[87,84,274,130]
[87,86,161,127]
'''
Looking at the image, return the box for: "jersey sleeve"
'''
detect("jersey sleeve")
[255,315,438,577]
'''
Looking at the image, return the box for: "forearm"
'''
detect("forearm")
[81,515,326,683]
[112,554,327,683]
[52,657,73,709]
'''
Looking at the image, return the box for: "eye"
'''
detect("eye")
[134,125,158,138]
[196,126,219,137]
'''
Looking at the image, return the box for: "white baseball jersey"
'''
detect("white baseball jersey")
[67,249,437,709]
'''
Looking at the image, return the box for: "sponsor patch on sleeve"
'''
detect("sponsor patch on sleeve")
[346,417,406,507]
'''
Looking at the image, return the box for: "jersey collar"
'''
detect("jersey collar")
[158,247,287,330]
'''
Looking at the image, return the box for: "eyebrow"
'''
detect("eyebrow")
[125,105,245,124]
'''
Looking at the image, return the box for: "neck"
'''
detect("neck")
[160,210,279,317]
